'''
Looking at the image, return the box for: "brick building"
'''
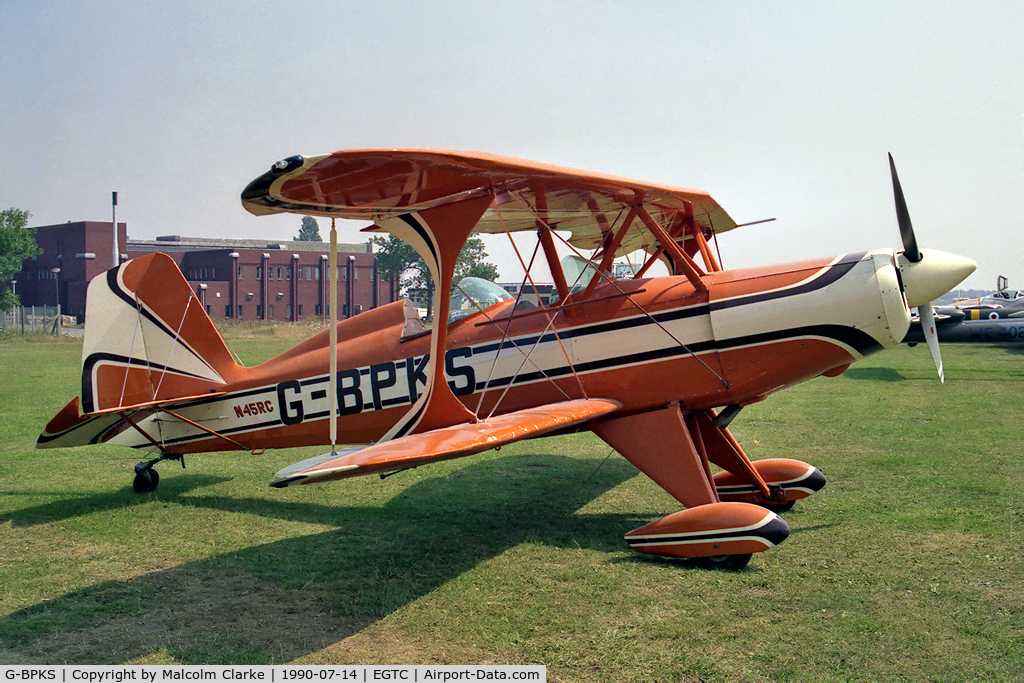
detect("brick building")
[15,221,396,322]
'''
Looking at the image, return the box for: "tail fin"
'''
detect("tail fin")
[81,253,241,413]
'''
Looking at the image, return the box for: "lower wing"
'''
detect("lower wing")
[271,398,623,487]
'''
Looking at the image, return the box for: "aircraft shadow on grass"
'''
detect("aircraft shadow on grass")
[840,367,907,382]
[0,475,229,527]
[0,453,676,665]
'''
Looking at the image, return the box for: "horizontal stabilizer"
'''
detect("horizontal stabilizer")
[270,397,623,487]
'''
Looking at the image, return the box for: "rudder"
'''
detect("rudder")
[81,253,240,413]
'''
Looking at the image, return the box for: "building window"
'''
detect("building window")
[297,304,303,316]
[256,304,262,318]
[277,266,283,279]
[238,266,243,279]
[314,267,320,281]
[268,304,274,319]
[237,305,243,318]
[287,266,292,280]
[314,303,321,316]
[256,265,262,279]
[286,304,292,318]
[225,305,231,318]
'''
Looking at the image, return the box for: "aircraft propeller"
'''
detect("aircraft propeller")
[888,153,975,382]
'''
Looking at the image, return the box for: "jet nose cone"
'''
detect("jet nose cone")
[898,249,977,308]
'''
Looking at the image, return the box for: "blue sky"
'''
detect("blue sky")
[2,1,1020,290]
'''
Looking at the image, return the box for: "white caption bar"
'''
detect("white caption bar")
[0,666,545,683]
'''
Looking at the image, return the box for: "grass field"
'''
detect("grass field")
[1,334,1021,679]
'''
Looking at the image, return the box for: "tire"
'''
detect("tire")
[132,468,159,493]
[695,553,752,571]
[760,500,795,513]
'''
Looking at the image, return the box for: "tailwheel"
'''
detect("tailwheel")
[132,466,160,493]
[695,553,752,571]
[131,453,183,493]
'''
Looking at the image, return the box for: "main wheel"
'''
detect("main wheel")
[760,500,795,513]
[695,553,752,571]
[133,468,160,493]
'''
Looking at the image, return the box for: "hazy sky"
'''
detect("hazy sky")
[2,1,1020,290]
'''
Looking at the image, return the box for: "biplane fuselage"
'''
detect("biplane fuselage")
[38,149,975,568]
[42,250,907,458]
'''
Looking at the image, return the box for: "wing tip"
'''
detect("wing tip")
[269,475,307,488]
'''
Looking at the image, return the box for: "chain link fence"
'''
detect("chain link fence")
[1,306,76,335]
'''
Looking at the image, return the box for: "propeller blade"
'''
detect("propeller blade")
[889,153,921,263]
[919,304,944,383]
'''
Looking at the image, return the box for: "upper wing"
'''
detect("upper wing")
[270,397,623,487]
[241,149,737,257]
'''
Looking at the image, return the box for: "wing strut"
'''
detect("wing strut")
[469,235,582,416]
[374,194,493,439]
[687,216,721,273]
[537,222,570,304]
[499,229,589,402]
[329,218,339,453]
[636,207,707,291]
[543,225,730,390]
[577,206,639,302]
[508,185,572,304]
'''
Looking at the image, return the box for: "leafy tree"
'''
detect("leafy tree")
[371,234,423,293]
[456,236,499,283]
[294,215,322,241]
[0,208,40,313]
[371,234,499,304]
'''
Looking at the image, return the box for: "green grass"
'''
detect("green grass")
[1,334,1022,679]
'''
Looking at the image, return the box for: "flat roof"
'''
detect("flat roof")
[128,235,372,253]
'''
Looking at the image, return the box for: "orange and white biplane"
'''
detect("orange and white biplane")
[38,150,975,569]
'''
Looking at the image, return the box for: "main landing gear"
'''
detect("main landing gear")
[593,405,827,570]
[132,453,184,493]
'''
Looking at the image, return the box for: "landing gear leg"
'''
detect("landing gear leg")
[132,453,184,493]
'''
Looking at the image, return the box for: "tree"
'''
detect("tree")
[370,234,500,302]
[0,208,40,313]
[455,236,499,283]
[293,215,322,241]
